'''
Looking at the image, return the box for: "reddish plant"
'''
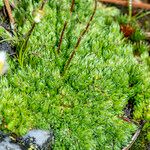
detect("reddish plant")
[120,24,135,37]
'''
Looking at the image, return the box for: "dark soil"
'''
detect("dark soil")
[124,99,134,119]
[0,7,15,55]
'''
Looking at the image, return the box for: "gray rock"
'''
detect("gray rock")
[22,129,54,150]
[0,137,21,150]
[0,129,54,150]
[0,39,15,56]
[0,41,12,52]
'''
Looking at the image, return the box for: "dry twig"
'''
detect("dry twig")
[98,0,150,10]
[3,0,15,30]
[122,121,146,150]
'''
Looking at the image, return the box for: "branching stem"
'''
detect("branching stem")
[62,0,97,76]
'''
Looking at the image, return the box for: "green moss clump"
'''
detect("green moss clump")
[0,0,150,149]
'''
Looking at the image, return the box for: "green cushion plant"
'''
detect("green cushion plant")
[0,0,149,149]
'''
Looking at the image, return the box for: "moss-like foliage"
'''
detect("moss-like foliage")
[0,0,150,149]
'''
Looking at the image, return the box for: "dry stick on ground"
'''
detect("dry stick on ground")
[122,121,146,150]
[98,0,150,10]
[62,0,98,76]
[57,0,75,54]
[3,0,15,30]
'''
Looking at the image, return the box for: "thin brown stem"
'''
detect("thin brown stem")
[57,21,68,54]
[70,0,75,14]
[24,0,47,50]
[57,0,75,54]
[24,23,36,50]
[40,0,48,10]
[62,0,97,76]
[18,0,47,66]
